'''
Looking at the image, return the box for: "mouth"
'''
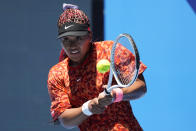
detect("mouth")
[70,49,80,55]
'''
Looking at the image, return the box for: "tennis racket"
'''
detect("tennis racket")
[104,33,140,95]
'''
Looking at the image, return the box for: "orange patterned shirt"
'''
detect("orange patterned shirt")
[47,41,147,131]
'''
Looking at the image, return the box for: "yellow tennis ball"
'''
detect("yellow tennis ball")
[96,59,110,73]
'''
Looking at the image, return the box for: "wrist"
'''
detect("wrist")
[112,88,123,103]
[82,100,93,116]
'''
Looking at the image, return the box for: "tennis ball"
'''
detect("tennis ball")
[96,59,110,73]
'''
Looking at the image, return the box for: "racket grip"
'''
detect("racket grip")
[112,88,123,103]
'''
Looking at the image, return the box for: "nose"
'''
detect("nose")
[70,43,78,49]
[63,39,77,47]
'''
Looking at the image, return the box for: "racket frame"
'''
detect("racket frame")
[105,33,140,94]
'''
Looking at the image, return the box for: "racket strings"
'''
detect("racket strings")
[114,41,136,86]
[115,66,135,85]
[116,69,128,84]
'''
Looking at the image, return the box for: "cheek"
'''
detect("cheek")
[61,43,69,54]
[80,41,91,53]
[61,43,66,50]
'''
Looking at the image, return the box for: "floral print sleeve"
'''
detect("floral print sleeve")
[47,64,71,122]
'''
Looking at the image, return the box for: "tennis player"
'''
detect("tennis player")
[47,3,147,131]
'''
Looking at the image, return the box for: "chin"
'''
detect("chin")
[70,57,81,63]
[69,54,86,64]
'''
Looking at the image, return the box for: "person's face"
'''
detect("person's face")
[60,34,91,64]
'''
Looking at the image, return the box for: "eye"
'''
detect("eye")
[61,37,69,42]
[77,35,88,41]
[76,36,82,41]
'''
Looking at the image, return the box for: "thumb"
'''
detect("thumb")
[102,85,107,89]
[98,92,105,99]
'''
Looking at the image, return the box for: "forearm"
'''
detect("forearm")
[122,82,146,100]
[58,106,88,128]
[121,75,147,100]
[58,97,109,128]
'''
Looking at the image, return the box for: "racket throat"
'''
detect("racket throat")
[104,88,110,95]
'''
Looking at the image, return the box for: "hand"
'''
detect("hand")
[87,85,115,115]
[97,85,114,106]
[97,91,113,107]
[98,85,124,104]
[88,98,106,114]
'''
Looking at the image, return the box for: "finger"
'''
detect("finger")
[98,92,113,101]
[99,97,112,103]
[88,98,99,111]
[98,92,106,99]
[99,98,113,106]
[91,105,105,114]
[102,85,107,89]
[105,94,113,98]
[94,98,99,105]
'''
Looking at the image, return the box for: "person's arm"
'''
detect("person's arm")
[48,67,112,129]
[58,107,87,128]
[98,74,147,103]
[121,73,147,100]
[47,68,88,129]
[58,96,112,128]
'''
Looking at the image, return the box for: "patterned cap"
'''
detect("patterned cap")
[57,3,90,39]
